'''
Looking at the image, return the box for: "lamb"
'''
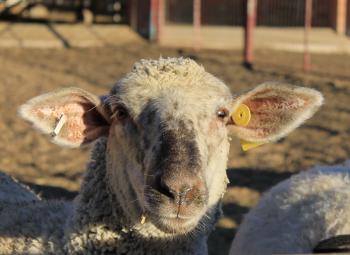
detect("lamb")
[0,57,323,254]
[229,161,350,255]
[0,172,39,205]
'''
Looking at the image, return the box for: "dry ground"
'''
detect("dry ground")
[0,42,349,255]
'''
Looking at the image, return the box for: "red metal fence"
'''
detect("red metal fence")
[152,0,349,74]
[164,0,335,27]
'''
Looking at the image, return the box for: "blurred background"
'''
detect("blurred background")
[0,0,349,254]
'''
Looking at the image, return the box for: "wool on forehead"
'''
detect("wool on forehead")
[109,57,231,115]
[111,57,228,92]
[130,57,205,84]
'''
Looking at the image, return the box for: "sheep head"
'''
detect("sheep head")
[19,58,323,236]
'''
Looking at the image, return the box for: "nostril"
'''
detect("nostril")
[156,176,176,199]
[155,176,195,204]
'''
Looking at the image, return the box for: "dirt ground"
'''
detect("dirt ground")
[0,41,349,255]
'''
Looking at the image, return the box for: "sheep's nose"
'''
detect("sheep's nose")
[156,175,205,205]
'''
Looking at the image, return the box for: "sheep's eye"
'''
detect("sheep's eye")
[113,107,129,121]
[217,108,228,119]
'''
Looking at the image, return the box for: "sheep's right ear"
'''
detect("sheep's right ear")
[19,87,112,148]
[228,82,323,150]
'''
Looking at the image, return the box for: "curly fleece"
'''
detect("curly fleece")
[230,161,350,255]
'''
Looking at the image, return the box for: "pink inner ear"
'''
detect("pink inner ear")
[245,96,306,112]
[31,95,107,144]
[242,95,308,139]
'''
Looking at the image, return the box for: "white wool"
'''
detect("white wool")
[0,172,40,204]
[230,161,350,255]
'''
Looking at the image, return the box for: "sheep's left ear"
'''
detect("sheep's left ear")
[228,82,323,149]
[19,87,112,148]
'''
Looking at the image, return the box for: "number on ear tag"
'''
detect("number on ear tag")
[232,104,251,127]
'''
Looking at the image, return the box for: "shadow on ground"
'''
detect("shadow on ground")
[24,181,78,200]
[227,168,293,192]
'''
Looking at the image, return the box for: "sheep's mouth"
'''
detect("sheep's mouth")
[148,212,199,234]
[143,188,207,234]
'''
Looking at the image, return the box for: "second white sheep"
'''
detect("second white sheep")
[230,161,350,254]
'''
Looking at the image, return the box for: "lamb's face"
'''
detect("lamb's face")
[106,63,232,234]
[19,57,323,237]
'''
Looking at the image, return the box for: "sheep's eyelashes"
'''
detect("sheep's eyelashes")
[112,107,129,121]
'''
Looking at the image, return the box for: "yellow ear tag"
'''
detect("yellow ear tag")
[240,139,264,151]
[232,104,251,127]
[231,104,264,151]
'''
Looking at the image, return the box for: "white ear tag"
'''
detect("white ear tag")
[140,214,146,225]
[52,114,67,137]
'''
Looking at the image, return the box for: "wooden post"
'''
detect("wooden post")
[331,0,348,35]
[150,0,158,41]
[150,0,164,43]
[193,0,201,50]
[244,0,257,69]
[157,0,165,44]
[347,0,350,35]
[303,0,312,72]
[130,0,138,32]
